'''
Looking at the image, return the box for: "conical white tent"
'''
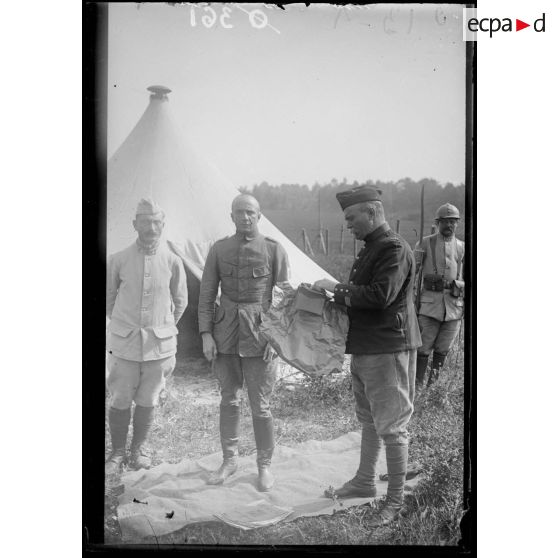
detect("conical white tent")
[107,86,336,355]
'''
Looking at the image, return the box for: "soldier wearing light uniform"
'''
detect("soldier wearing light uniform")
[415,203,465,388]
[105,199,187,474]
[198,194,290,492]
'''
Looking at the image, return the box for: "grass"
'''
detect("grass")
[104,336,467,547]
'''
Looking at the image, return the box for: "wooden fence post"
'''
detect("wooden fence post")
[396,219,400,234]
[318,229,326,255]
[302,228,314,256]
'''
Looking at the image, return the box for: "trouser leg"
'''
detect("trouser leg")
[428,320,462,384]
[353,352,414,509]
[207,355,242,485]
[214,355,243,458]
[244,357,277,491]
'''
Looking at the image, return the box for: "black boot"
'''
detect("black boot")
[130,405,155,470]
[106,407,131,475]
[370,437,408,526]
[207,405,240,485]
[253,415,275,491]
[416,354,430,389]
[428,352,446,386]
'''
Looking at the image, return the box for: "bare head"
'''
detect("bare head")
[231,194,261,236]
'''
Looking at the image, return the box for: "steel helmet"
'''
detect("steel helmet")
[435,203,460,220]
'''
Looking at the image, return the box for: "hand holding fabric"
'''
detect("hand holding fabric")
[263,343,278,363]
[312,279,337,293]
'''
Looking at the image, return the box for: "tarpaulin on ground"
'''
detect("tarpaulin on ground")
[116,431,421,542]
[260,284,349,376]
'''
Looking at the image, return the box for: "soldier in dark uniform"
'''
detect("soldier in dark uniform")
[198,194,290,492]
[313,186,421,526]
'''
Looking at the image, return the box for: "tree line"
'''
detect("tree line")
[241,178,465,222]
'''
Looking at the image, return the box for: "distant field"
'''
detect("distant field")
[263,209,429,254]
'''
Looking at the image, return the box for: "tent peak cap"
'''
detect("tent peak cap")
[147,85,172,99]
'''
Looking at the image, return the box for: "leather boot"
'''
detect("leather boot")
[207,405,240,485]
[416,353,429,389]
[253,415,275,491]
[370,435,407,526]
[106,407,131,475]
[256,449,274,492]
[427,352,446,386]
[207,457,238,485]
[330,423,381,498]
[130,405,155,470]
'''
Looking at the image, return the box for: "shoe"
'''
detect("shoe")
[129,445,152,470]
[326,478,377,499]
[369,498,403,527]
[207,457,238,485]
[105,448,126,475]
[257,466,274,492]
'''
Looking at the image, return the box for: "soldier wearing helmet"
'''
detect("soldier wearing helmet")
[414,203,464,388]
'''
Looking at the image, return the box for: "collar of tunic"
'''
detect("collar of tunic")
[364,223,390,245]
[136,238,160,255]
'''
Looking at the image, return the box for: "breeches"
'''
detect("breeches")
[214,354,277,418]
[351,351,416,442]
[107,354,176,409]
[418,315,461,356]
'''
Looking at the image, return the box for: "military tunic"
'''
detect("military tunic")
[333,223,421,354]
[415,233,465,322]
[106,241,188,361]
[198,232,290,357]
[106,240,188,408]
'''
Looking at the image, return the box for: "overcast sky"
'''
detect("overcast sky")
[108,3,466,188]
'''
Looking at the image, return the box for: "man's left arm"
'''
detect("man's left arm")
[170,257,188,324]
[334,242,412,310]
[273,242,291,289]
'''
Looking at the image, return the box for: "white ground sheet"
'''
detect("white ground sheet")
[116,431,420,541]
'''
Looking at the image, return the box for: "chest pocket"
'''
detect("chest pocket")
[253,265,271,278]
[219,262,234,278]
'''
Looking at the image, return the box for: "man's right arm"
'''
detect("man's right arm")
[106,254,120,318]
[198,244,220,361]
[198,244,220,335]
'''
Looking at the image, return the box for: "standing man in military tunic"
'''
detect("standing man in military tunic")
[105,199,187,474]
[313,186,421,526]
[415,203,465,388]
[198,194,290,492]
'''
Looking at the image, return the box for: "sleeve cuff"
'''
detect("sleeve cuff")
[333,283,353,306]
